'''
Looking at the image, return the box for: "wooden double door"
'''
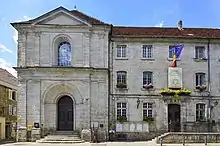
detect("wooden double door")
[57,96,73,131]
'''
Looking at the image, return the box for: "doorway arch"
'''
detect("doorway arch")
[57,96,73,131]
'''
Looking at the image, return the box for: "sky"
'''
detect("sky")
[0,0,220,77]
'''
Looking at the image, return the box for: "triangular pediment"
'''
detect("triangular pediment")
[38,12,86,26]
[32,7,91,26]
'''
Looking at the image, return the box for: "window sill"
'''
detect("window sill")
[141,58,155,61]
[115,58,128,60]
[193,58,208,62]
[141,88,155,91]
[193,89,208,92]
[115,88,129,91]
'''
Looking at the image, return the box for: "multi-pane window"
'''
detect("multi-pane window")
[196,103,205,121]
[195,46,205,59]
[117,71,127,84]
[12,91,16,101]
[168,45,176,59]
[143,103,153,117]
[12,106,17,116]
[142,45,153,59]
[8,105,12,116]
[116,45,127,58]
[117,102,127,118]
[58,42,71,66]
[195,73,206,86]
[143,71,153,85]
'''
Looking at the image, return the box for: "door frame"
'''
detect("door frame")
[56,94,75,131]
[168,104,181,132]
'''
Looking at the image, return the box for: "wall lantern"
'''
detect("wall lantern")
[137,98,140,109]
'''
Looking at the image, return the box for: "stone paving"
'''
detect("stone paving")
[2,142,220,146]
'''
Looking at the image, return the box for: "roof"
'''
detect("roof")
[10,6,220,39]
[112,26,220,39]
[11,6,109,26]
[0,68,18,88]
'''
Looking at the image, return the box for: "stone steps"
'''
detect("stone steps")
[37,131,85,144]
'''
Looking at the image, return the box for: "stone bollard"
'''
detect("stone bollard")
[160,138,163,146]
[81,129,91,142]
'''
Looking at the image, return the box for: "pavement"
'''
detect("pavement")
[2,142,220,146]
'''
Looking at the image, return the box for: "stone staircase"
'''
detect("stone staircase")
[37,131,85,144]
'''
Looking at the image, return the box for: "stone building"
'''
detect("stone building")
[11,6,220,141]
[0,68,17,139]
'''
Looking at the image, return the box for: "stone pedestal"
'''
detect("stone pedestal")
[31,128,41,141]
[18,127,27,142]
[97,129,106,142]
[81,129,91,142]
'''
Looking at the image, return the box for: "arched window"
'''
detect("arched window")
[58,42,71,66]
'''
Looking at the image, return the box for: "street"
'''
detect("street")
[2,142,220,146]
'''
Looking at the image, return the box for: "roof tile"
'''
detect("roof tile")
[112,26,220,38]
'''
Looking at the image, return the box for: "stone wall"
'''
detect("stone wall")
[158,132,220,143]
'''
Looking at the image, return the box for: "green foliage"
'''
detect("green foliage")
[143,116,154,125]
[116,82,127,88]
[117,116,127,123]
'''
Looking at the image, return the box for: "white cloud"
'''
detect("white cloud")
[12,16,32,44]
[0,58,17,77]
[0,44,12,53]
[154,21,164,27]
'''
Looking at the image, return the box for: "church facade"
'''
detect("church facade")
[12,6,220,141]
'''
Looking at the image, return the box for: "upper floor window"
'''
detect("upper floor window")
[8,105,12,116]
[195,73,206,86]
[117,71,127,84]
[168,45,176,59]
[143,71,153,85]
[116,45,127,58]
[58,42,71,66]
[196,103,205,121]
[116,71,127,88]
[143,102,153,117]
[142,45,153,59]
[195,46,205,59]
[117,102,127,119]
[12,91,16,101]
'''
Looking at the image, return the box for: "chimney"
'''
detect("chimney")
[178,20,183,30]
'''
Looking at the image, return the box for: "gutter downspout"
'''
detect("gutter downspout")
[25,79,28,141]
[107,25,113,141]
[207,39,211,132]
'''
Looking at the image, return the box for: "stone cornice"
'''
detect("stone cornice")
[111,37,220,44]
[13,66,109,72]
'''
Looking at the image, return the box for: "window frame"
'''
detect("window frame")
[142,45,153,59]
[195,46,206,59]
[195,73,206,86]
[116,71,127,84]
[168,45,176,59]
[58,41,71,66]
[196,103,206,121]
[116,45,127,58]
[12,91,16,101]
[143,102,153,118]
[143,71,153,85]
[8,105,12,116]
[116,102,127,118]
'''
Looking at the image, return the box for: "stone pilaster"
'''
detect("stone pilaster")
[17,79,27,141]
[17,79,27,127]
[26,79,41,140]
[17,31,27,67]
[26,32,41,66]
[83,32,91,67]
